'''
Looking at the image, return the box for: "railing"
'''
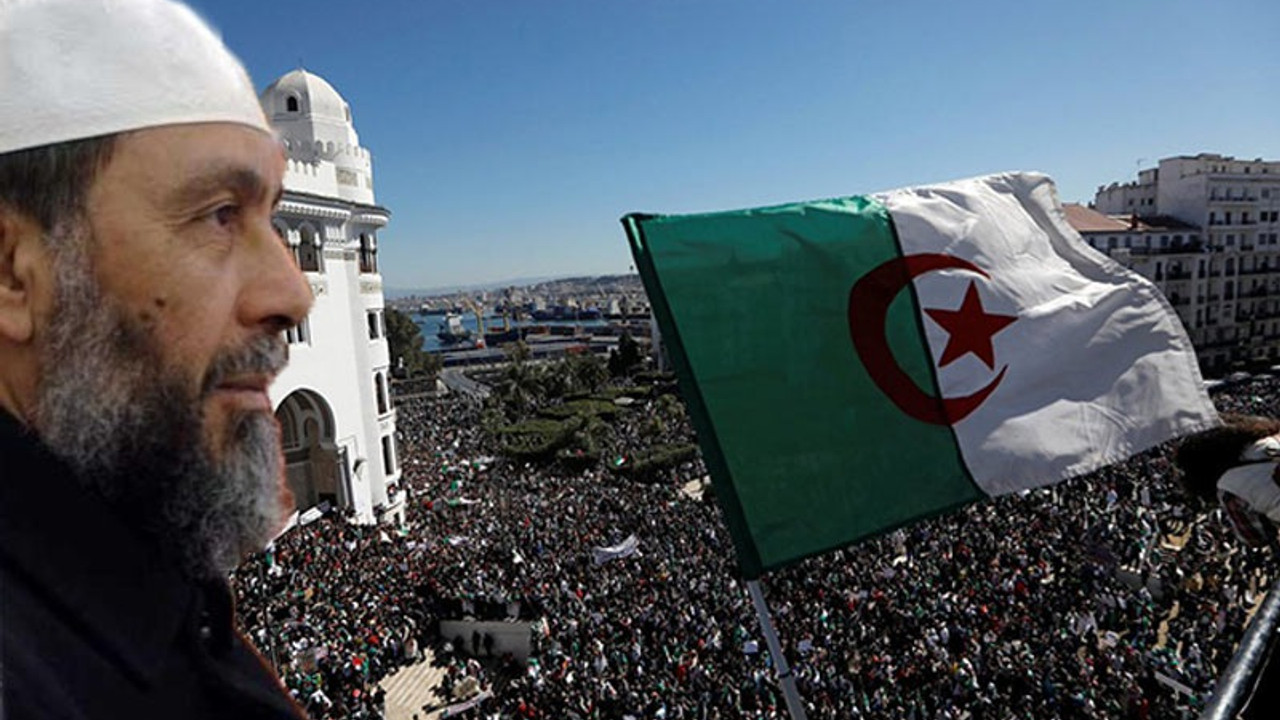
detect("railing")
[1200,574,1280,719]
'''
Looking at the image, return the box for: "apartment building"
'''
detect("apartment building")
[1068,154,1280,373]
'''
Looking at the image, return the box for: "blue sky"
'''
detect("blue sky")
[192,0,1279,292]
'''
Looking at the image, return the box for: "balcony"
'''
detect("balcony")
[1128,241,1206,256]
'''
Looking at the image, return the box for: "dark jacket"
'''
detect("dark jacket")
[0,410,307,719]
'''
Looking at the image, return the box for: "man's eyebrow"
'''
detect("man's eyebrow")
[163,165,278,210]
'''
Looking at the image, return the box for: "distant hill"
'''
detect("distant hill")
[385,275,559,298]
[387,273,639,299]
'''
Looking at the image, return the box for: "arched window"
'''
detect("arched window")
[272,218,289,244]
[297,225,323,273]
[359,233,378,274]
[375,372,388,415]
[381,435,397,476]
[286,95,299,112]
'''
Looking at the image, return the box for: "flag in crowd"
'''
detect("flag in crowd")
[624,172,1220,578]
[592,534,640,565]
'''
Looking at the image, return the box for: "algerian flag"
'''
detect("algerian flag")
[623,172,1219,579]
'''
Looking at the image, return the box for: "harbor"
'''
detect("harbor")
[412,310,648,365]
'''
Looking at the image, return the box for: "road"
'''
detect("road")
[440,367,491,399]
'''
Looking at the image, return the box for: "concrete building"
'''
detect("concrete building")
[1068,154,1280,373]
[259,70,403,525]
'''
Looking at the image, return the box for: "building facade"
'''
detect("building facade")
[1069,154,1280,373]
[260,70,403,524]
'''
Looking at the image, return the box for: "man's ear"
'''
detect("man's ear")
[0,204,48,345]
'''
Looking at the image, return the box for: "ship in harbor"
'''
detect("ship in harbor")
[436,314,472,344]
[530,305,603,322]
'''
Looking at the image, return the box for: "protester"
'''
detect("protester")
[0,0,311,716]
[236,371,1280,720]
[1175,414,1280,547]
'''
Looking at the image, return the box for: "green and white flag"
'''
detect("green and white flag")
[623,172,1219,578]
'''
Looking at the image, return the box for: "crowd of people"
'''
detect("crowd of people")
[234,374,1280,719]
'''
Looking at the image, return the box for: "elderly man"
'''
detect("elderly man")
[0,0,312,717]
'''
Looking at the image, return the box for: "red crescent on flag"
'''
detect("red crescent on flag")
[848,253,1007,426]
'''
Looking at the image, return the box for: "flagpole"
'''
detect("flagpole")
[747,578,808,720]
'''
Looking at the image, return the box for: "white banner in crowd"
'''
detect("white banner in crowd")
[592,535,640,565]
[1154,671,1195,698]
[440,689,494,717]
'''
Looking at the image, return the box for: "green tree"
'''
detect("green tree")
[497,340,544,416]
[569,353,609,393]
[385,308,440,378]
[657,393,686,420]
[608,332,644,377]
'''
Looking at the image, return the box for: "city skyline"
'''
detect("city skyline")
[193,0,1280,291]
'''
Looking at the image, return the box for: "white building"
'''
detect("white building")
[1070,153,1280,373]
[260,69,402,525]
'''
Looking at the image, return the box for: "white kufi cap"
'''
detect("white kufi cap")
[0,0,270,155]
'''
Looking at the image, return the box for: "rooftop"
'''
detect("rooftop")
[1062,204,1129,233]
[1063,204,1199,234]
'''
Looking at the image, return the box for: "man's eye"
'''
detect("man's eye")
[210,204,241,227]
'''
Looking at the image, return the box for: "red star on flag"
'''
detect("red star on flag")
[924,281,1017,370]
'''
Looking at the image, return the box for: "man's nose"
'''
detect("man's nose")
[238,218,313,335]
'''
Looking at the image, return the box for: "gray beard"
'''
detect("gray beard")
[32,222,291,580]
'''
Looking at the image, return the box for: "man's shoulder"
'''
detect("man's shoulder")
[0,412,196,716]
[2,564,303,720]
[0,413,303,720]
[0,556,180,718]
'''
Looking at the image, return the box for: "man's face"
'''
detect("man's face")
[32,123,313,579]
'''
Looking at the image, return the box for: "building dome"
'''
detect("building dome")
[261,69,353,126]
[258,69,374,205]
